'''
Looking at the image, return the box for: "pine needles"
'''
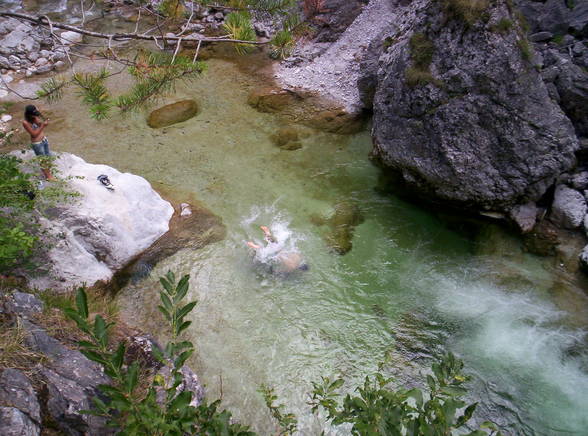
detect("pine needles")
[223,11,257,54]
[72,69,111,120]
[116,51,205,113]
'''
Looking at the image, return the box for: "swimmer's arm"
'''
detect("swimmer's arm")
[22,120,48,137]
[247,241,261,250]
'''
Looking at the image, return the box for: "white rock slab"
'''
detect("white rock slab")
[24,152,174,291]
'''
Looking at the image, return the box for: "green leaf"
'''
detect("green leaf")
[480,421,499,430]
[111,343,126,370]
[174,274,190,303]
[80,349,109,365]
[426,374,436,392]
[93,315,108,347]
[328,379,344,392]
[125,361,139,394]
[176,301,197,321]
[456,402,478,428]
[407,388,424,408]
[440,386,467,397]
[158,305,171,321]
[174,349,193,369]
[177,320,192,335]
[75,288,89,319]
[160,291,173,312]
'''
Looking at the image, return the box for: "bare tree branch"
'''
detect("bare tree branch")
[0,11,267,45]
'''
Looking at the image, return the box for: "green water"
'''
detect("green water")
[37,58,588,435]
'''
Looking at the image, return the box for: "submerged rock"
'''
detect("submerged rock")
[147,100,199,128]
[247,87,300,113]
[270,127,301,150]
[19,152,174,291]
[313,201,364,254]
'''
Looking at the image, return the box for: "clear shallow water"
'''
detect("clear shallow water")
[29,57,588,435]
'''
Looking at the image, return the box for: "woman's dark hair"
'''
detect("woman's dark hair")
[24,105,41,123]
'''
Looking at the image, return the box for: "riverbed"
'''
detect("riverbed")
[2,2,587,429]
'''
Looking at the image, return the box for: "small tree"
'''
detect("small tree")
[64,271,255,435]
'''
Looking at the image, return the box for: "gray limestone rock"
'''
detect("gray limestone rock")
[570,171,588,190]
[509,202,538,233]
[0,369,41,425]
[312,0,368,43]
[156,364,205,408]
[40,367,112,436]
[0,55,10,69]
[579,244,588,271]
[550,184,587,229]
[4,292,43,318]
[0,407,40,436]
[1,29,40,54]
[371,1,579,211]
[529,31,554,43]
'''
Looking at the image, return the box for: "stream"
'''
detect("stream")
[3,2,588,433]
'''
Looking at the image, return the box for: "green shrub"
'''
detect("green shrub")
[492,18,513,34]
[552,34,564,45]
[441,0,490,26]
[518,38,533,61]
[308,353,503,435]
[405,33,442,88]
[409,33,435,70]
[65,272,254,435]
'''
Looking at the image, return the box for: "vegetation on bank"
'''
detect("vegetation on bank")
[405,33,442,88]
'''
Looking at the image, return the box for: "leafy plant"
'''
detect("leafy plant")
[307,353,503,436]
[405,33,442,88]
[491,18,513,34]
[258,384,297,435]
[0,153,79,273]
[64,272,254,435]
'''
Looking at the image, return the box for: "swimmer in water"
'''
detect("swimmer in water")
[246,225,308,273]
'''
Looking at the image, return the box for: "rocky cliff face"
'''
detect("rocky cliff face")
[368,0,579,212]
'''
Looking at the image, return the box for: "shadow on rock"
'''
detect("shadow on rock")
[107,202,226,293]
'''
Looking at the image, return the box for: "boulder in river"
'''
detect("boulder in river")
[18,152,174,291]
[270,126,302,150]
[247,87,301,113]
[313,201,364,255]
[369,0,579,212]
[147,100,199,128]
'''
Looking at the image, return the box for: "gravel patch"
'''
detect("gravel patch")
[275,0,397,114]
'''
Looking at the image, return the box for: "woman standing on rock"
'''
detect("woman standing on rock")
[22,104,54,180]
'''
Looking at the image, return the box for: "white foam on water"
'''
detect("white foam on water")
[432,271,588,433]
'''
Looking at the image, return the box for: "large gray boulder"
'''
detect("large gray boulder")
[370,0,578,211]
[17,152,174,291]
[550,184,587,229]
